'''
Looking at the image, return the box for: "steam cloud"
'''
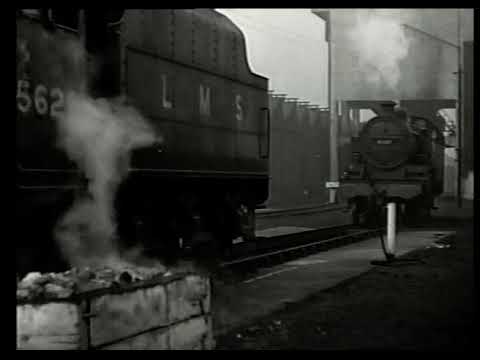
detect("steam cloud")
[348,11,411,90]
[54,90,158,269]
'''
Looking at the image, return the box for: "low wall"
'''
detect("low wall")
[17,273,214,350]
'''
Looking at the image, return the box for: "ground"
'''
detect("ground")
[216,220,475,350]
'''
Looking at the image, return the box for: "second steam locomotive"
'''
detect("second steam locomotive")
[339,101,449,226]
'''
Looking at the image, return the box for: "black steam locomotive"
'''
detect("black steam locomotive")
[16,9,270,274]
[339,101,448,226]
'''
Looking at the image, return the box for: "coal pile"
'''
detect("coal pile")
[17,265,168,302]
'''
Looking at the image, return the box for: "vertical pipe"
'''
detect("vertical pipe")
[78,10,87,94]
[352,108,360,137]
[386,202,396,256]
[312,10,337,203]
[312,10,338,203]
[456,9,463,208]
[328,16,339,204]
[119,11,127,96]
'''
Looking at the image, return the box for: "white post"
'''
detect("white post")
[386,202,396,256]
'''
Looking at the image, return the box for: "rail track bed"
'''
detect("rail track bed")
[211,226,460,337]
[213,215,462,280]
[218,226,383,275]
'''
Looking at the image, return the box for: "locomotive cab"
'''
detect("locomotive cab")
[82,9,124,97]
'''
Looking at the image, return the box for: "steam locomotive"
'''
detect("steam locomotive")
[339,101,449,226]
[16,9,270,274]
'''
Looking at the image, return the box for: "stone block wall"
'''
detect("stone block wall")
[17,273,214,350]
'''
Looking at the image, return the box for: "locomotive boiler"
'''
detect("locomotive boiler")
[16,9,270,275]
[339,100,450,226]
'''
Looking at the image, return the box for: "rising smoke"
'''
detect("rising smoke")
[53,56,159,269]
[348,10,411,90]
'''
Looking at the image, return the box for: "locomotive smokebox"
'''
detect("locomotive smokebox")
[358,110,417,170]
[392,104,409,118]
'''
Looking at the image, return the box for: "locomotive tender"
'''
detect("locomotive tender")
[339,101,449,226]
[17,9,270,273]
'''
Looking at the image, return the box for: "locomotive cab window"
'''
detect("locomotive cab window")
[84,10,124,53]
[349,108,377,137]
[83,10,124,97]
[359,109,376,124]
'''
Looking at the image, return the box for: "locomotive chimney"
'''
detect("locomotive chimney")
[380,101,397,114]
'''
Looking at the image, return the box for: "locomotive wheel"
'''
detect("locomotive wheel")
[352,197,378,228]
[370,200,386,229]
[17,189,75,276]
[209,203,236,258]
[237,204,256,242]
[115,188,183,265]
[405,198,431,226]
[352,197,366,226]
[352,197,406,229]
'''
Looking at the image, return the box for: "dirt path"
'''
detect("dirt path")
[216,222,474,350]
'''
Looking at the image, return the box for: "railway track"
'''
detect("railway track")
[220,226,383,270]
[217,215,459,272]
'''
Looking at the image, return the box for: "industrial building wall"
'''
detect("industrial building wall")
[328,9,460,101]
[267,94,331,209]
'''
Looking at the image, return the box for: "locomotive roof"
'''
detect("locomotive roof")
[123,9,268,90]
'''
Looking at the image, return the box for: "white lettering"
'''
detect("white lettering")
[16,80,65,119]
[17,79,32,113]
[50,88,65,119]
[161,74,172,109]
[199,84,211,117]
[34,84,48,115]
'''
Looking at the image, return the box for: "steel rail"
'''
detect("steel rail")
[220,228,382,268]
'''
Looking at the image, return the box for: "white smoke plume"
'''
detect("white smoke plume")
[348,11,411,90]
[54,91,158,269]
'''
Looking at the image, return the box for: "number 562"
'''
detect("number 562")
[17,79,65,119]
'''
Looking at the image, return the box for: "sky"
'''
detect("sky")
[216,9,329,107]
